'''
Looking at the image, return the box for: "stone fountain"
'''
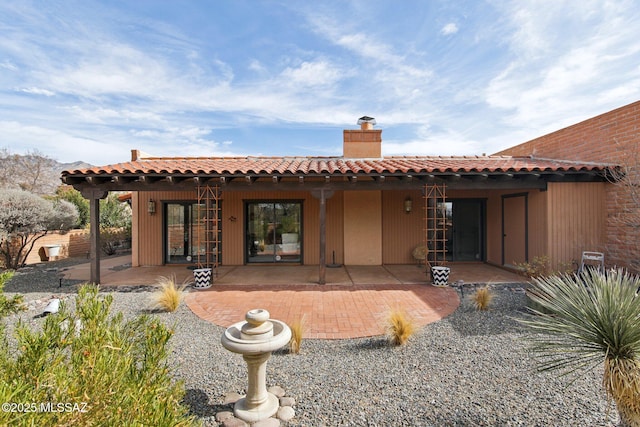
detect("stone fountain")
[221,308,292,423]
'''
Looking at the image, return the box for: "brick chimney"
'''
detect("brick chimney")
[343,116,382,158]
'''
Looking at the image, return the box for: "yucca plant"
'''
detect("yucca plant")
[384,307,416,346]
[471,286,493,311]
[288,314,307,354]
[521,269,640,427]
[151,275,187,312]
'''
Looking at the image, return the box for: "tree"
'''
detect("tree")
[99,193,132,255]
[0,149,60,195]
[0,190,78,269]
[607,140,640,273]
[522,270,640,427]
[55,186,90,228]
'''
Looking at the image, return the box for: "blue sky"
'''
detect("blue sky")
[1,0,639,165]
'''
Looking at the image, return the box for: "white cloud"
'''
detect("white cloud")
[1,0,639,165]
[19,87,55,96]
[383,125,484,156]
[0,61,18,71]
[280,61,343,87]
[0,120,125,164]
[441,23,459,35]
[485,0,640,133]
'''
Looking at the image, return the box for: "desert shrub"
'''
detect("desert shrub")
[100,227,128,256]
[384,308,416,346]
[0,285,197,426]
[516,255,574,278]
[471,287,493,311]
[151,275,187,312]
[515,255,551,278]
[288,315,307,354]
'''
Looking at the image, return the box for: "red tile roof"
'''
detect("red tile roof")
[62,155,610,177]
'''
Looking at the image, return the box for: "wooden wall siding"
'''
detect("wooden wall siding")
[343,191,382,265]
[136,190,197,266]
[546,182,605,270]
[131,192,139,266]
[132,186,585,268]
[447,189,548,267]
[325,191,345,265]
[382,190,424,264]
[527,190,548,263]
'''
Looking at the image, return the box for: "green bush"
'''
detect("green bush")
[0,285,198,426]
[0,270,23,318]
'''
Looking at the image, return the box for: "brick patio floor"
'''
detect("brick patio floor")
[185,283,459,339]
[63,256,527,339]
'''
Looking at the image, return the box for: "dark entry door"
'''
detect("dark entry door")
[502,194,528,268]
[452,200,484,261]
[443,199,485,262]
[246,202,302,263]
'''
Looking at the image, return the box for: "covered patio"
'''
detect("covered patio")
[62,256,527,339]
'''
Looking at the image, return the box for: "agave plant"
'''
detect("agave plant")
[521,269,640,427]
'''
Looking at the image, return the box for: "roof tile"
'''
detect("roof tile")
[62,155,610,177]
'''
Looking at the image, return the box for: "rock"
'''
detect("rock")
[268,385,285,398]
[224,392,243,405]
[277,406,295,421]
[253,418,280,427]
[279,396,295,407]
[222,417,248,427]
[215,411,234,422]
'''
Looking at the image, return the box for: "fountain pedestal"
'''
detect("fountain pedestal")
[221,309,291,423]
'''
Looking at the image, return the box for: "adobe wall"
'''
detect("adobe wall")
[497,100,640,271]
[23,229,90,265]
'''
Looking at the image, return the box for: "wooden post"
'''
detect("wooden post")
[319,190,327,284]
[83,190,108,285]
[312,189,334,285]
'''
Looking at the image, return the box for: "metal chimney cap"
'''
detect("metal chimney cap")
[357,116,376,126]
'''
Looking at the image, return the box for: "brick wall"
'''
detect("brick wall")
[497,100,640,271]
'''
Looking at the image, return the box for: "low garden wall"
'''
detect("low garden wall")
[24,229,90,265]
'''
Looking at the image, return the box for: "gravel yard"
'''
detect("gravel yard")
[2,260,620,426]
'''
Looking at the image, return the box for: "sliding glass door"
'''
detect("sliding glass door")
[165,202,206,264]
[246,201,302,263]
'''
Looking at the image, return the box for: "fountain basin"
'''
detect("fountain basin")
[222,320,291,355]
[221,309,292,423]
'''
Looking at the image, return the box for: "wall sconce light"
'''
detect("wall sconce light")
[404,197,413,214]
[148,199,156,215]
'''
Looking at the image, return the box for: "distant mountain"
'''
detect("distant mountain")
[58,160,93,172]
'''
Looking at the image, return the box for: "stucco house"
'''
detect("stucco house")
[62,112,621,284]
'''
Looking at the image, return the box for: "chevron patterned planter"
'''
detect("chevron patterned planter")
[193,268,213,289]
[431,266,450,287]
